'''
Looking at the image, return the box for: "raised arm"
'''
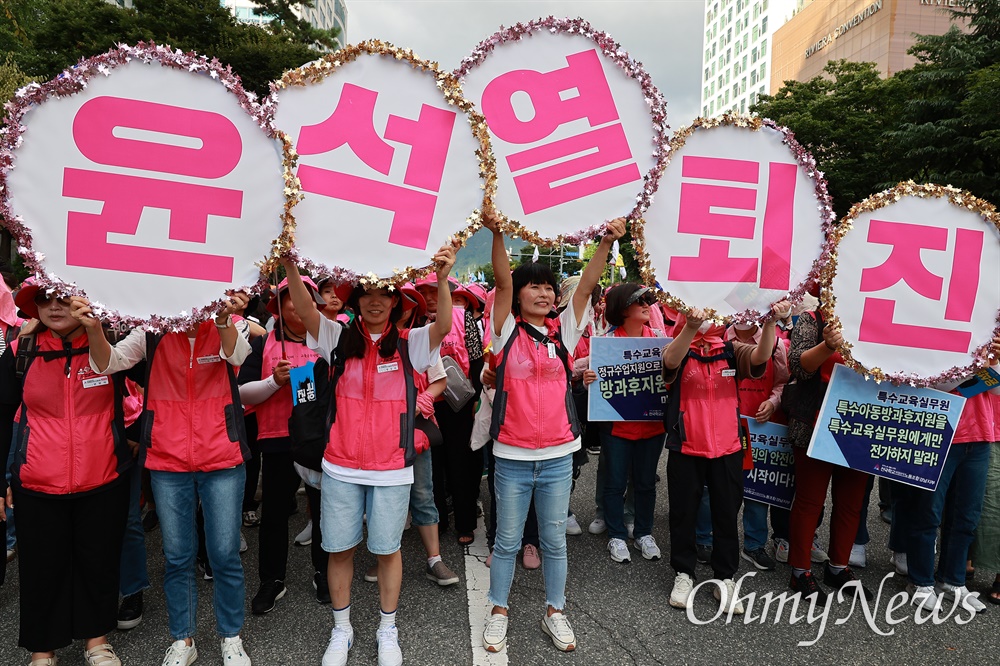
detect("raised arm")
[428,240,458,351]
[279,258,322,341]
[574,218,625,325]
[72,296,114,372]
[216,292,249,362]
[662,307,705,370]
[483,207,512,338]
[750,300,791,367]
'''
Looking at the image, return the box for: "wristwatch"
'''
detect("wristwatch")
[215,315,233,329]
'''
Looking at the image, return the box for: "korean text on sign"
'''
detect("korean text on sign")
[479,49,641,214]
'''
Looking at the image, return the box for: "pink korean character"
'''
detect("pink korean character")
[63,96,244,282]
[668,155,796,289]
[480,49,641,213]
[294,83,457,250]
[857,220,984,353]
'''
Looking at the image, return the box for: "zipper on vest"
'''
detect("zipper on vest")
[66,369,75,491]
[188,332,197,467]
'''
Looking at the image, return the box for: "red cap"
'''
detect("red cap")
[267,276,325,316]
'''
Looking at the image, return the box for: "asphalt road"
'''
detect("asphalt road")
[1,452,997,665]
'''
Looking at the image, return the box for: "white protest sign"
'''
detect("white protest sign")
[826,183,1000,385]
[641,118,833,321]
[272,42,489,283]
[0,46,288,326]
[457,17,666,242]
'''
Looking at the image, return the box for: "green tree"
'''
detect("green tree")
[887,0,1000,202]
[751,60,908,216]
[251,0,341,50]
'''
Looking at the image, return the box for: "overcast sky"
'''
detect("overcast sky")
[344,0,707,128]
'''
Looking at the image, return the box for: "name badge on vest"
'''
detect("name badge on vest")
[547,343,556,359]
[197,355,222,365]
[721,368,736,377]
[377,362,399,374]
[82,376,110,389]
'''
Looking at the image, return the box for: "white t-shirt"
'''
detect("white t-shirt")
[307,316,441,486]
[491,298,591,462]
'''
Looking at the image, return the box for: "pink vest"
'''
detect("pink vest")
[325,330,418,471]
[669,344,742,459]
[14,333,130,494]
[256,332,320,441]
[609,325,666,441]
[952,390,995,444]
[142,323,247,473]
[490,317,579,449]
[991,393,1000,442]
[438,307,471,376]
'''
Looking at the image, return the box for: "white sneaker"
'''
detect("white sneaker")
[239,532,247,554]
[849,543,867,568]
[714,578,745,615]
[936,582,987,613]
[774,538,789,564]
[907,583,940,612]
[626,521,635,539]
[376,625,403,666]
[810,539,829,563]
[540,612,576,651]
[482,613,508,653]
[608,538,631,563]
[635,535,661,561]
[565,514,583,536]
[84,643,122,666]
[891,551,908,576]
[321,626,354,666]
[220,636,251,666]
[294,520,313,546]
[669,573,694,609]
[161,639,197,666]
[588,517,607,534]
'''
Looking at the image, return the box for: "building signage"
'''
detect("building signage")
[804,0,883,59]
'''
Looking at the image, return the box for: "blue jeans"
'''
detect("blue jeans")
[743,499,769,552]
[594,445,634,522]
[489,454,572,610]
[903,442,990,587]
[151,466,246,639]
[409,449,438,527]
[600,430,662,540]
[6,424,17,550]
[119,460,149,596]
[695,488,712,546]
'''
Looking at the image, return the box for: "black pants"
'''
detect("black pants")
[432,400,483,534]
[668,449,744,580]
[258,450,302,583]
[242,414,261,513]
[305,485,325,574]
[14,475,130,652]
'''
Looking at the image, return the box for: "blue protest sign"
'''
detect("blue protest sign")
[587,336,670,422]
[955,367,1000,399]
[807,364,967,490]
[289,361,317,406]
[744,420,795,509]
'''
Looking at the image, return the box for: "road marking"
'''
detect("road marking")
[466,515,507,666]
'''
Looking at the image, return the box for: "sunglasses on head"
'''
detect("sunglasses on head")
[625,287,657,307]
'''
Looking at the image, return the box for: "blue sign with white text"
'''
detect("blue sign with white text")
[744,420,795,509]
[587,336,670,422]
[807,364,966,491]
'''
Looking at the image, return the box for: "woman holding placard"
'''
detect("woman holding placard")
[481,209,625,654]
[660,301,788,616]
[582,283,667,565]
[0,286,132,666]
[784,307,870,604]
[280,242,457,666]
[78,293,254,666]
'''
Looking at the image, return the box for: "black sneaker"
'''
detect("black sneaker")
[251,580,287,614]
[313,571,331,604]
[789,570,829,604]
[141,508,158,532]
[117,591,143,630]
[742,547,776,571]
[823,565,874,599]
[197,557,213,581]
[696,543,713,565]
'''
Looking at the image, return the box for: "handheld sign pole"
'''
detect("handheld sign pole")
[273,268,287,361]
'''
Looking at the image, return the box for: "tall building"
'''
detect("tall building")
[221,0,348,46]
[770,0,966,92]
[699,0,798,118]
